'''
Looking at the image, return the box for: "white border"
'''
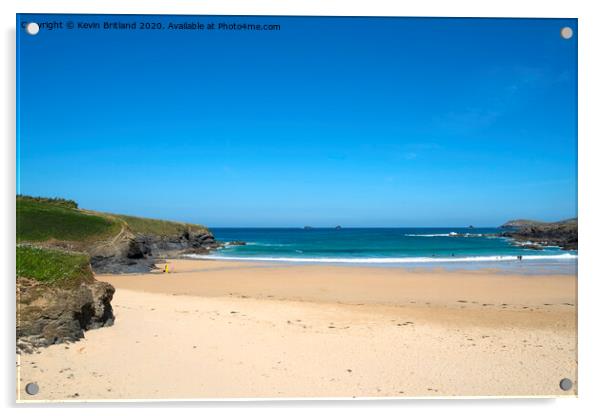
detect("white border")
[3,0,601,414]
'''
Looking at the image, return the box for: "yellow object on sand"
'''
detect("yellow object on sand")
[164,264,169,273]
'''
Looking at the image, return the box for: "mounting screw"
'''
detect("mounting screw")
[25,22,40,36]
[25,382,39,395]
[560,27,573,40]
[559,378,573,391]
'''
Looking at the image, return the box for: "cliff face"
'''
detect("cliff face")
[16,196,219,351]
[17,196,221,274]
[17,278,115,352]
[89,228,220,273]
[500,218,577,250]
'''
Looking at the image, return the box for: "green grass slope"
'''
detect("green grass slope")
[17,195,210,246]
[115,214,208,236]
[16,245,93,285]
[17,197,121,243]
[501,218,577,229]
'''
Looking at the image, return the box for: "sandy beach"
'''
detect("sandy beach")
[17,259,577,401]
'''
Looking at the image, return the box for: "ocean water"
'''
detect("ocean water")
[192,228,577,274]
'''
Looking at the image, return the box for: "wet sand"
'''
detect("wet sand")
[17,259,577,401]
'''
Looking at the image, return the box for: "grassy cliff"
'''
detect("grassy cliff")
[16,244,115,350]
[16,195,217,275]
[114,214,208,236]
[16,195,214,350]
[17,195,209,245]
[17,197,121,243]
[16,245,93,286]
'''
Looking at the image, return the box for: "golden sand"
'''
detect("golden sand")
[17,259,577,400]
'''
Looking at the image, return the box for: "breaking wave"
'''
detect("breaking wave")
[186,252,577,264]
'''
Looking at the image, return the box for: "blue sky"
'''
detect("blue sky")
[17,15,577,227]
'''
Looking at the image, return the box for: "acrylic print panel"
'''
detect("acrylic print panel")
[16,14,577,401]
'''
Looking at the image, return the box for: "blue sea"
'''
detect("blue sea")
[192,228,577,274]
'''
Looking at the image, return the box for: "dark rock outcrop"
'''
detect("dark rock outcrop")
[89,228,222,274]
[17,278,115,352]
[500,218,577,250]
[127,237,151,259]
[142,229,217,252]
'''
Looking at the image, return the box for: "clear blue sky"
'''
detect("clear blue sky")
[17,15,577,227]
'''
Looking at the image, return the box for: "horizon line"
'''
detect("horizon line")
[206,225,502,229]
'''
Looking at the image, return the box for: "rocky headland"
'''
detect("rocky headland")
[89,226,221,274]
[16,196,226,351]
[17,275,115,352]
[16,245,115,352]
[500,218,577,250]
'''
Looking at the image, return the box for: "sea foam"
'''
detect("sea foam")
[186,253,577,264]
[404,233,484,237]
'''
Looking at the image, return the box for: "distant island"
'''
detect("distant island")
[15,197,578,359]
[16,197,578,399]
